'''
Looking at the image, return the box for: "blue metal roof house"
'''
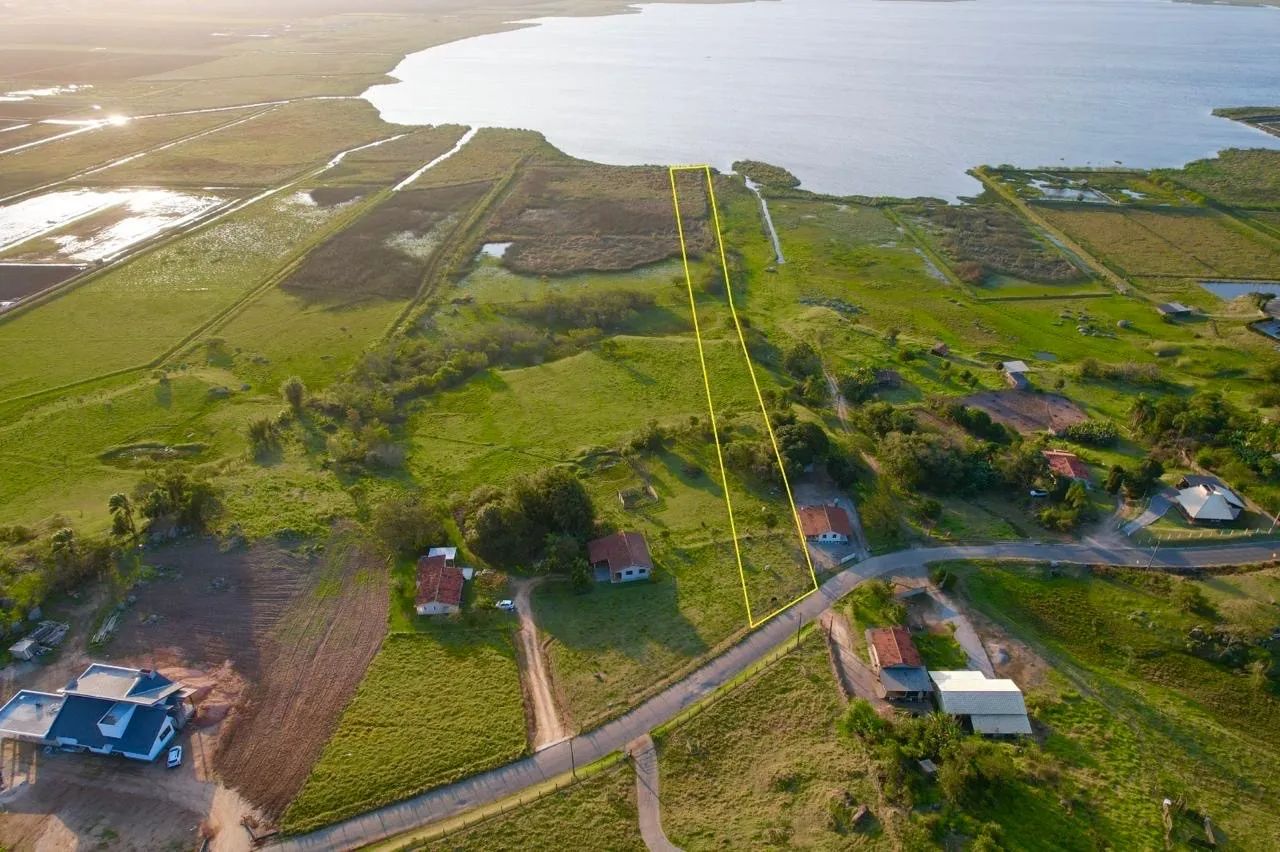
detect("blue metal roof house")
[0,664,194,761]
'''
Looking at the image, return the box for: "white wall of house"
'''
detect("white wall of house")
[809,531,848,544]
[415,601,460,616]
[611,565,650,583]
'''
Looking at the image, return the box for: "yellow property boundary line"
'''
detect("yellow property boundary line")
[669,165,818,628]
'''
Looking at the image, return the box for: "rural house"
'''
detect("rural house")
[587,531,653,583]
[0,664,194,761]
[798,504,853,544]
[415,554,465,615]
[1175,475,1245,524]
[1042,449,1091,485]
[427,546,457,566]
[865,626,932,701]
[929,670,1032,736]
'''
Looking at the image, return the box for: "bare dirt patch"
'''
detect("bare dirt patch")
[107,528,389,817]
[487,163,712,276]
[0,263,82,301]
[962,389,1087,434]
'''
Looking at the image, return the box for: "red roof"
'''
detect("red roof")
[587,532,653,571]
[416,555,465,608]
[868,626,923,668]
[1042,450,1090,481]
[797,505,853,538]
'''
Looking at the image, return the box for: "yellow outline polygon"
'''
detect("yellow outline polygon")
[669,165,819,628]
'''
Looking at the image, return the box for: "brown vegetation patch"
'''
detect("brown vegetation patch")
[915,203,1085,284]
[308,186,366,207]
[489,164,712,275]
[109,529,389,817]
[0,264,82,300]
[962,390,1087,434]
[282,182,487,302]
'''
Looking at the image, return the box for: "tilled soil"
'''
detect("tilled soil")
[109,529,389,817]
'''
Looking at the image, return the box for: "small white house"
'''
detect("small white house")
[797,504,853,544]
[588,532,653,584]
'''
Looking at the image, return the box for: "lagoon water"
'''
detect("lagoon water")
[366,0,1280,198]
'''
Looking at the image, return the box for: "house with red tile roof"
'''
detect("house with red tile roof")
[415,554,465,615]
[865,626,931,701]
[1042,449,1090,484]
[797,504,853,544]
[587,531,652,584]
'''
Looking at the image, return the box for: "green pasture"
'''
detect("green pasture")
[282,630,527,835]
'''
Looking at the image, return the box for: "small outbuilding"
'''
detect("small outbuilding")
[1001,360,1031,390]
[8,638,38,661]
[415,554,465,615]
[1156,302,1194,318]
[865,626,932,701]
[1175,475,1245,524]
[931,342,950,357]
[929,670,1031,736]
[798,504,853,545]
[588,531,653,584]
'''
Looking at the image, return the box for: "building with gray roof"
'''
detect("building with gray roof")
[0,664,192,761]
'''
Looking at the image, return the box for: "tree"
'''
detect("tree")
[1104,464,1126,495]
[998,444,1049,490]
[782,341,823,381]
[247,416,279,455]
[372,493,447,557]
[281,376,306,413]
[775,421,830,474]
[108,492,136,540]
[50,527,77,563]
[838,367,878,405]
[1125,456,1165,498]
[464,500,535,566]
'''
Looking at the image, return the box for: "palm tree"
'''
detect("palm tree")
[50,527,77,562]
[108,492,135,539]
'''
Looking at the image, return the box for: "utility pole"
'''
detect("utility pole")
[569,737,576,780]
[1146,540,1160,569]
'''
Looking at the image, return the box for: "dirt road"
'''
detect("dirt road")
[512,578,568,750]
[818,609,889,711]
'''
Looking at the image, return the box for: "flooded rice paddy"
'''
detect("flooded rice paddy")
[0,188,226,263]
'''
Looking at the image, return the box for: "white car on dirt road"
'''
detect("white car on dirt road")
[495,599,516,613]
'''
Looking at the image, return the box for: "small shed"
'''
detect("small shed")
[931,342,950,357]
[1001,360,1031,390]
[1156,302,1193,317]
[8,638,38,661]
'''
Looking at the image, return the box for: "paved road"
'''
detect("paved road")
[628,735,680,852]
[276,538,1280,851]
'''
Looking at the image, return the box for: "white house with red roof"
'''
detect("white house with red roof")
[797,504,853,544]
[415,553,466,615]
[587,531,652,584]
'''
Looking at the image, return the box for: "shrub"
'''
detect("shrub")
[1061,419,1119,447]
[372,493,447,558]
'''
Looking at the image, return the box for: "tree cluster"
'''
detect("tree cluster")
[461,467,596,569]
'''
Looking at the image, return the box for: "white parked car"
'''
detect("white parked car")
[1029,489,1049,498]
[495,599,516,613]
[166,745,183,769]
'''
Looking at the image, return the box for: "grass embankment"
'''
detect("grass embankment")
[281,630,527,835]
[410,763,643,852]
[953,562,1280,848]
[657,635,882,849]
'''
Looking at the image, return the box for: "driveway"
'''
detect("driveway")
[628,735,680,852]
[275,538,1280,851]
[511,578,568,750]
[818,609,889,711]
[1121,488,1177,537]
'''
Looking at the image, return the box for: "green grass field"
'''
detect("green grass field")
[413,764,642,851]
[282,630,527,835]
[658,635,885,850]
[954,562,1280,848]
